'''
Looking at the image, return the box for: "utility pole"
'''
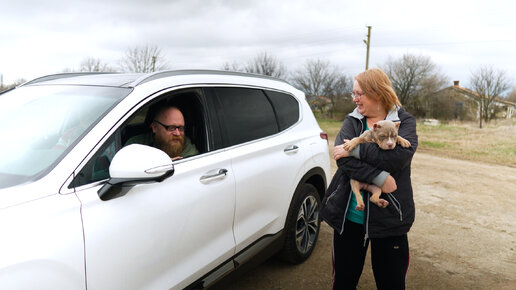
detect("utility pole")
[363,26,372,70]
[151,56,157,72]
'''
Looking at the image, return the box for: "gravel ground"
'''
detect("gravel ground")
[218,152,516,289]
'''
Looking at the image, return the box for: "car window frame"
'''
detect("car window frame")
[263,89,300,131]
[204,86,301,150]
[64,85,215,192]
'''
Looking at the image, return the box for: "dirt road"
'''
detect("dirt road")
[220,152,516,289]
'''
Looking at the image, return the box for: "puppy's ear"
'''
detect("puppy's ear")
[394,122,401,129]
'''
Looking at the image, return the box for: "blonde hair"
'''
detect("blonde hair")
[355,68,401,113]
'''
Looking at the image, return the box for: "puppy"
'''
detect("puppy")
[342,120,411,211]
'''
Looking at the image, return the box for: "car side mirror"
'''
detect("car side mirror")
[98,144,174,201]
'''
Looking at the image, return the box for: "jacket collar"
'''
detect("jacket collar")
[349,106,401,122]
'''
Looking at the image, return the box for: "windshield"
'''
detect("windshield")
[0,85,131,189]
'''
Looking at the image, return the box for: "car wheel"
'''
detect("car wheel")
[280,183,321,264]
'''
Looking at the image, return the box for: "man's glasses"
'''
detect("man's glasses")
[351,91,365,100]
[154,120,185,133]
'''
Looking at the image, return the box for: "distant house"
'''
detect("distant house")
[429,81,516,120]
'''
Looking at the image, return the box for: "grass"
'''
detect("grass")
[317,118,516,168]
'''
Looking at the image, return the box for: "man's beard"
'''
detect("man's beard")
[155,135,186,158]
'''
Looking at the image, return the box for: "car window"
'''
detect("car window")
[72,88,209,188]
[0,85,129,189]
[122,89,208,153]
[213,87,279,147]
[70,134,118,188]
[265,90,300,131]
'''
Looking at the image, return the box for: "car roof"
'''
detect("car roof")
[21,70,289,88]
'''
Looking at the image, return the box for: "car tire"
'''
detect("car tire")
[279,183,321,264]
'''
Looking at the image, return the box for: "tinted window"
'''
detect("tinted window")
[265,90,299,131]
[214,87,278,146]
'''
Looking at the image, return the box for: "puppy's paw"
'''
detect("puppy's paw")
[376,199,389,208]
[355,203,365,211]
[343,141,357,151]
[398,138,411,148]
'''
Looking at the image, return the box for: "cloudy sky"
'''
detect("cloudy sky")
[2,0,516,89]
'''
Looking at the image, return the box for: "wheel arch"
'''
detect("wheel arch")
[295,167,327,201]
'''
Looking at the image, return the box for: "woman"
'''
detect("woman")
[320,68,418,289]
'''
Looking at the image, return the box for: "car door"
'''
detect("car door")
[208,87,307,253]
[72,94,236,289]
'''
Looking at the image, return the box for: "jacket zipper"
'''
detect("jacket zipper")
[339,190,353,235]
[364,193,370,247]
[338,117,368,238]
[325,183,341,206]
[387,194,403,221]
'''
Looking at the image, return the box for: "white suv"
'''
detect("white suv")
[0,70,330,289]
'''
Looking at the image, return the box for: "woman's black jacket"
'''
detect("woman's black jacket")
[320,107,418,238]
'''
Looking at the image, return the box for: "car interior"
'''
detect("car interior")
[71,89,209,189]
[121,88,208,155]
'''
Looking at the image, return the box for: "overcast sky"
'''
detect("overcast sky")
[2,0,516,90]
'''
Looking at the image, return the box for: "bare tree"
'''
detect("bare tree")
[243,52,286,78]
[0,78,25,92]
[119,45,168,73]
[506,86,516,103]
[80,58,114,72]
[292,59,333,97]
[292,59,352,117]
[382,54,447,116]
[222,61,243,72]
[469,66,511,128]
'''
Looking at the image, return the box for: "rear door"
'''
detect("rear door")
[207,87,306,253]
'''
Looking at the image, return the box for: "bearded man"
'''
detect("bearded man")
[126,106,199,160]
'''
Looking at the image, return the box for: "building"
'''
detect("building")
[430,81,515,120]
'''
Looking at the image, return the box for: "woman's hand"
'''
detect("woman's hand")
[333,142,350,160]
[381,175,397,193]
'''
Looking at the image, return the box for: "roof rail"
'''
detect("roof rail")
[21,72,117,86]
[135,69,288,86]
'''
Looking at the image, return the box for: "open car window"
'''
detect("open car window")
[71,88,209,188]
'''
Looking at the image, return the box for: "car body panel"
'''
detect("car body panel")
[229,127,311,253]
[0,191,85,289]
[76,150,236,289]
[0,70,330,289]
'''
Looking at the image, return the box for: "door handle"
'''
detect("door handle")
[284,145,299,153]
[200,169,228,182]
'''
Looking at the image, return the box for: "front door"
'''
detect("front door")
[76,151,235,289]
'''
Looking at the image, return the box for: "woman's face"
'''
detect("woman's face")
[352,80,380,117]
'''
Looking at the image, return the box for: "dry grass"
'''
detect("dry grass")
[317,118,516,168]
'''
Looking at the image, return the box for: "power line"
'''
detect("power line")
[373,38,516,48]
